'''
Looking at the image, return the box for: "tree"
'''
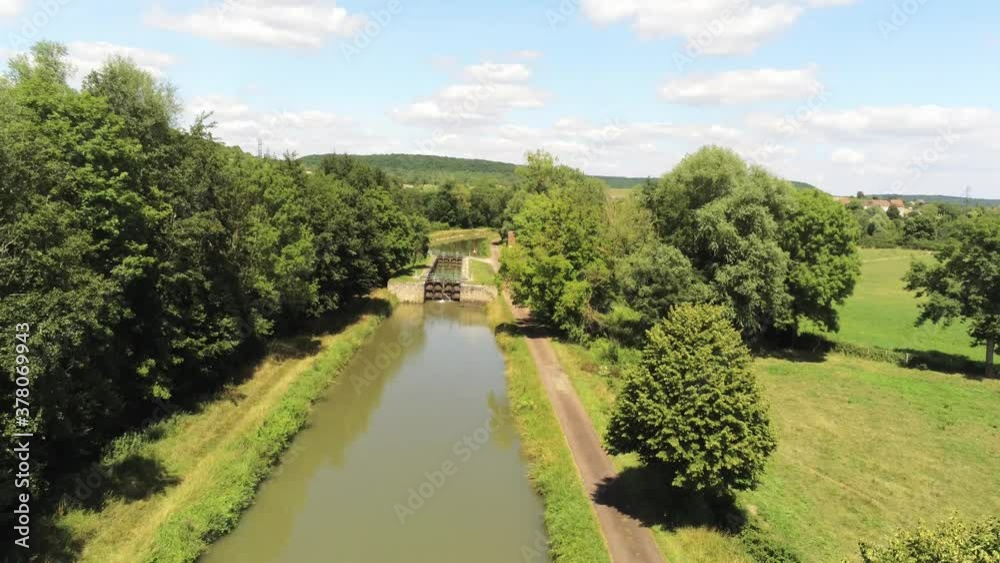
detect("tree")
[887,204,901,220]
[605,304,776,494]
[905,214,1000,377]
[858,515,1000,562]
[501,152,609,340]
[611,243,710,343]
[781,188,861,332]
[641,147,860,341]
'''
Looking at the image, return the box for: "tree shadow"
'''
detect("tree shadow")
[69,454,180,511]
[267,335,323,361]
[592,464,746,533]
[764,333,989,380]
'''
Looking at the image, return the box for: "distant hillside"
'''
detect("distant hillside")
[869,194,1000,207]
[299,153,650,189]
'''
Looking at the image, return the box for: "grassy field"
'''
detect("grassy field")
[807,248,984,363]
[552,342,1000,562]
[429,227,498,246]
[47,296,393,563]
[470,259,497,286]
[488,301,612,563]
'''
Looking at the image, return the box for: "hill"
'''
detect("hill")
[868,193,1000,207]
[299,153,649,189]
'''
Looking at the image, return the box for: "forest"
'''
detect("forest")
[0,42,428,534]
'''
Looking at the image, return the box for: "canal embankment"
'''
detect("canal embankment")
[46,295,394,563]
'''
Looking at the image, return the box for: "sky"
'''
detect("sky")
[1,0,998,197]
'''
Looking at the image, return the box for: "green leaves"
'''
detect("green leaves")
[858,515,1000,562]
[905,213,1000,375]
[605,304,776,495]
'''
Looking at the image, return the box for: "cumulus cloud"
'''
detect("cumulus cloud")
[580,0,856,54]
[144,0,366,49]
[391,58,549,128]
[660,66,823,105]
[831,147,865,165]
[0,0,24,20]
[187,95,395,155]
[67,42,178,79]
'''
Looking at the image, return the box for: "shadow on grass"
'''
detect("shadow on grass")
[765,333,989,380]
[593,465,747,533]
[594,465,804,562]
[67,454,180,512]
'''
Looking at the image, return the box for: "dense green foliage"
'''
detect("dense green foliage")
[0,43,427,530]
[299,152,649,190]
[501,154,609,340]
[605,304,776,494]
[642,146,861,341]
[499,147,861,345]
[905,213,1000,376]
[858,516,1000,562]
[849,199,988,250]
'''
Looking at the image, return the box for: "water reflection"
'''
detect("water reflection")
[201,303,549,563]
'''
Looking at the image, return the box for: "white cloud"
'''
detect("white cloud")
[144,0,366,49]
[0,0,23,19]
[187,95,394,155]
[464,62,532,83]
[67,42,178,80]
[391,58,549,128]
[660,66,822,105]
[1,42,178,84]
[580,0,856,54]
[512,50,543,60]
[831,147,865,165]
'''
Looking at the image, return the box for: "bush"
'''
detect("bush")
[605,304,777,494]
[858,515,1000,562]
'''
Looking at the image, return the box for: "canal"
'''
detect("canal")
[201,303,550,562]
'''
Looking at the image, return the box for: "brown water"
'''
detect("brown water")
[201,303,550,563]
[432,237,489,257]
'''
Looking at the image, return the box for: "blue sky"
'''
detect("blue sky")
[2,0,998,197]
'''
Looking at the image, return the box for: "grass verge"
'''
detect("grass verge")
[487,300,612,563]
[429,227,498,246]
[49,294,394,563]
[551,341,1000,562]
[470,259,497,286]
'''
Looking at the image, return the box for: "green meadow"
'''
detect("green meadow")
[806,247,984,363]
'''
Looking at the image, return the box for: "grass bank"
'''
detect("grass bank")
[47,294,394,563]
[429,227,498,246]
[804,248,984,364]
[487,300,612,563]
[552,341,1000,562]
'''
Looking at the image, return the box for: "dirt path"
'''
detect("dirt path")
[490,243,664,563]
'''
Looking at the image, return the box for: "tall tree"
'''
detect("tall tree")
[905,213,1000,377]
[605,304,776,494]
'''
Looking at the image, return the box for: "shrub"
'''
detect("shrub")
[605,304,777,494]
[858,515,1000,562]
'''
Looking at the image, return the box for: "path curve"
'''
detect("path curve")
[490,244,665,563]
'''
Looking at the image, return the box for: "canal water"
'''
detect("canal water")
[432,237,490,257]
[201,303,550,563]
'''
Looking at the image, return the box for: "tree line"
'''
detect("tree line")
[0,43,427,529]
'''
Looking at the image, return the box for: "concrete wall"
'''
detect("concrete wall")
[388,281,426,304]
[460,284,498,304]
